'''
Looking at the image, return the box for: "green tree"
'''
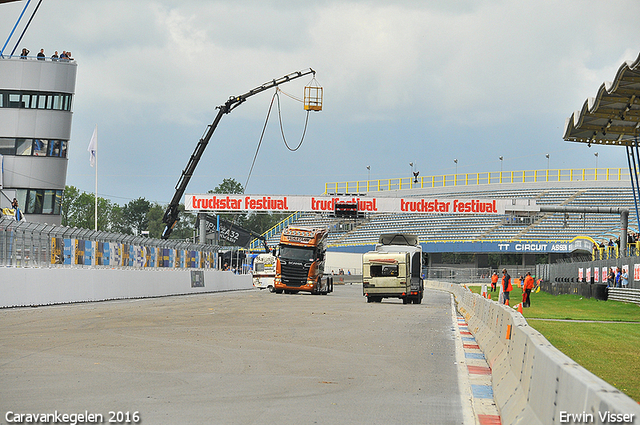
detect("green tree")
[210,178,244,195]
[96,197,112,230]
[123,197,151,235]
[61,186,80,226]
[146,202,165,239]
[62,185,115,231]
[147,202,195,240]
[170,204,196,240]
[109,204,131,234]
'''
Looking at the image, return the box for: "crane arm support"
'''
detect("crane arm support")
[161,68,316,239]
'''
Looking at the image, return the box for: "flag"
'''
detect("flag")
[88,125,97,167]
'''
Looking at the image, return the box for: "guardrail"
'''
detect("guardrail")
[427,280,640,425]
[325,167,628,194]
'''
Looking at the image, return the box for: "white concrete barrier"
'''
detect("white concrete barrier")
[426,280,640,425]
[0,267,252,308]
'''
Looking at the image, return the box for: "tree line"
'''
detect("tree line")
[61,178,286,242]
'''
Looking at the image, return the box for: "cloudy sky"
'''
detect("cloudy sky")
[1,0,639,205]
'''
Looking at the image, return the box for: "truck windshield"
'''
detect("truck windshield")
[279,245,315,262]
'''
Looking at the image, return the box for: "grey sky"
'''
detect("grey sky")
[2,0,639,204]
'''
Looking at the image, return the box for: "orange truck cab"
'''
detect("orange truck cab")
[274,226,333,295]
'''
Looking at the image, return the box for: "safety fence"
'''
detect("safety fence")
[427,280,640,425]
[426,266,535,284]
[0,218,218,269]
[325,167,628,194]
[539,256,639,289]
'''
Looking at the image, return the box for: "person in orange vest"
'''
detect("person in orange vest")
[523,271,535,307]
[490,272,498,292]
[501,268,512,305]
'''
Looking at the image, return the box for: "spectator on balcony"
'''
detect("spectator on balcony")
[20,48,29,59]
[37,49,45,60]
[51,51,59,61]
[607,268,615,287]
[621,269,629,288]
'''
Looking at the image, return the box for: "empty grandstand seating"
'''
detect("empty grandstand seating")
[260,179,638,249]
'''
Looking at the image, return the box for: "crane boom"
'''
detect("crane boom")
[161,68,316,239]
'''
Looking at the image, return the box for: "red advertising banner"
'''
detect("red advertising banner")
[185,194,536,214]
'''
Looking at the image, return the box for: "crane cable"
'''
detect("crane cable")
[276,88,310,152]
[243,87,310,192]
[243,90,277,193]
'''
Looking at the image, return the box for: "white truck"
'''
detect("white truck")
[362,233,424,304]
[252,252,277,292]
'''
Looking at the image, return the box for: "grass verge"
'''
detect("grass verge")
[467,284,640,401]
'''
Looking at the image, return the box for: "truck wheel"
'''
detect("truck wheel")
[268,286,275,293]
[403,298,410,304]
[413,297,422,304]
[275,289,283,294]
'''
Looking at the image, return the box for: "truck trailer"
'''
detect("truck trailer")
[362,233,423,304]
[252,252,277,291]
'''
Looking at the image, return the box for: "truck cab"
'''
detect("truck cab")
[362,233,423,304]
[274,226,333,295]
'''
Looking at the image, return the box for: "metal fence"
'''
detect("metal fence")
[425,265,536,284]
[0,218,219,269]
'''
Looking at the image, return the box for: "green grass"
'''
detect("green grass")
[530,321,640,402]
[467,284,640,401]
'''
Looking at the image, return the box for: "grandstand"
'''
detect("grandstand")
[255,167,636,264]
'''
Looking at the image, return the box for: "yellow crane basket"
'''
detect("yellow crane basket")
[304,78,323,111]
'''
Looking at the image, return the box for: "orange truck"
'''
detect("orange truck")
[274,226,333,295]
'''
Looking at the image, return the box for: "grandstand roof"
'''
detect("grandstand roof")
[563,52,640,146]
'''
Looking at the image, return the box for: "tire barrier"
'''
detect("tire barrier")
[426,280,640,425]
[539,281,608,300]
[608,288,640,306]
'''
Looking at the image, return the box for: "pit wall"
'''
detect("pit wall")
[0,268,252,308]
[426,280,640,425]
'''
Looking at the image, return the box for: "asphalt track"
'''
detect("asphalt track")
[0,285,469,424]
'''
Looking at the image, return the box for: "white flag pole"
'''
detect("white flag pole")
[88,125,98,230]
[94,138,98,231]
